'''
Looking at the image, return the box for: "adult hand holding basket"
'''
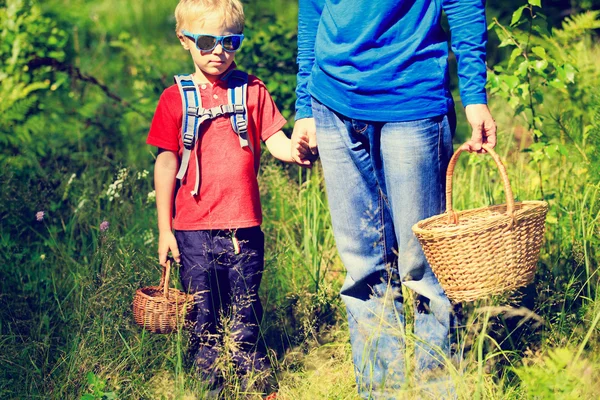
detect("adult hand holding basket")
[412,143,548,303]
[132,257,194,333]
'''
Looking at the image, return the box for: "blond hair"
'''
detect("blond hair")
[175,0,245,34]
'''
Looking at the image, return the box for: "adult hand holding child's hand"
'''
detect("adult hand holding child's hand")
[291,117,319,167]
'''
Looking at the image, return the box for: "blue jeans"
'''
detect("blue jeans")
[312,99,454,398]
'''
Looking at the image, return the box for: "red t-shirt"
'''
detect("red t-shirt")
[147,71,286,230]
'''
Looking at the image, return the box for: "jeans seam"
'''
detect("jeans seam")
[379,189,404,330]
[378,191,387,269]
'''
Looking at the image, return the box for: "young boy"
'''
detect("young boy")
[146,0,311,392]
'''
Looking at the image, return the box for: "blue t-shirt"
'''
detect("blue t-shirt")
[295,0,488,122]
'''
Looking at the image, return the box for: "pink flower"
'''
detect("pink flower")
[100,220,109,232]
[36,211,45,221]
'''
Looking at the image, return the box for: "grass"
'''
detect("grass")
[2,1,600,399]
[2,129,600,399]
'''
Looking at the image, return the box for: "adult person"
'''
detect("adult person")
[291,0,497,398]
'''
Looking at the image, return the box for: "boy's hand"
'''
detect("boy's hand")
[158,231,180,266]
[291,117,318,167]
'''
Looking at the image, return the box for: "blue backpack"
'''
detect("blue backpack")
[174,69,251,196]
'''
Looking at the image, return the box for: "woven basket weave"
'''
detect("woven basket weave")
[132,259,194,333]
[412,144,548,303]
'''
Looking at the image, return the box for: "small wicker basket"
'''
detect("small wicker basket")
[412,143,548,303]
[132,258,194,333]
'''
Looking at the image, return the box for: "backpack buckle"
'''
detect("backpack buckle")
[236,118,248,132]
[212,105,225,117]
[183,133,194,148]
[187,106,199,117]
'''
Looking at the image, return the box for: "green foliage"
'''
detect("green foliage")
[477,12,600,391]
[553,10,600,42]
[81,372,117,400]
[514,348,600,399]
[488,4,600,164]
[0,0,68,170]
[238,17,298,125]
[3,0,600,399]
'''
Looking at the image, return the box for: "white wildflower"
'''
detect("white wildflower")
[137,170,149,180]
[106,178,124,202]
[117,168,128,180]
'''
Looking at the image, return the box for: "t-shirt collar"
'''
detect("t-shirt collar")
[218,62,238,83]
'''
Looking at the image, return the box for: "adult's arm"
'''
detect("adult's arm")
[443,0,488,106]
[295,0,324,121]
[292,0,323,161]
[443,0,496,151]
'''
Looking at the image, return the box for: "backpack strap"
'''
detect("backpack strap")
[224,69,253,156]
[173,71,251,197]
[174,74,204,196]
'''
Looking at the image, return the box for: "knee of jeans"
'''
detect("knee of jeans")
[397,245,427,282]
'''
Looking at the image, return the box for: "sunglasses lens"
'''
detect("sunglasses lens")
[196,35,217,51]
[223,35,242,51]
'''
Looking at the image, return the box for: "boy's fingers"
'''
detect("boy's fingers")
[291,146,313,167]
[297,159,313,168]
[158,251,167,266]
[295,141,310,154]
[169,241,181,263]
[171,249,181,263]
[307,131,318,155]
[292,141,310,164]
[293,117,318,155]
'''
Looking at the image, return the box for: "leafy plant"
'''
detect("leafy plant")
[0,0,68,170]
[514,347,600,399]
[238,16,298,125]
[80,372,117,400]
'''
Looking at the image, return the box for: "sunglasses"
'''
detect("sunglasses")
[181,30,244,52]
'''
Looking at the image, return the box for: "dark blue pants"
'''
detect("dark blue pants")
[175,226,268,377]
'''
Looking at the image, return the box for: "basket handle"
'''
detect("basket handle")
[158,257,174,299]
[446,143,515,224]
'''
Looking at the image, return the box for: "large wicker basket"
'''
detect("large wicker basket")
[132,258,194,333]
[412,144,548,303]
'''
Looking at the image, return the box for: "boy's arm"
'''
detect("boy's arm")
[154,149,181,266]
[265,130,314,165]
[264,131,294,163]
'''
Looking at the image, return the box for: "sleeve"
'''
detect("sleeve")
[442,0,488,106]
[250,78,287,142]
[294,0,324,120]
[146,90,181,151]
